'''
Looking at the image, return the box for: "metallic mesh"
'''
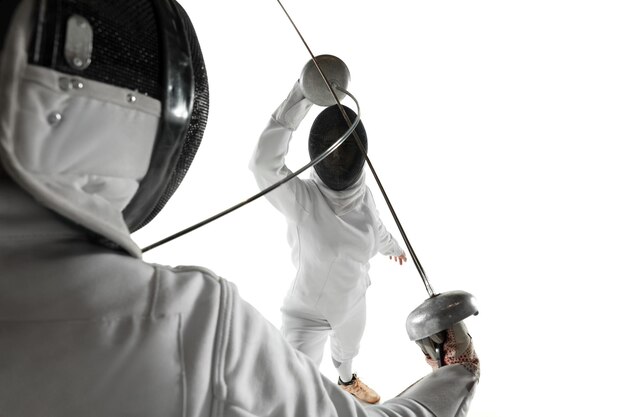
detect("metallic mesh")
[309,105,367,191]
[24,0,209,233]
[29,0,163,99]
[136,4,209,229]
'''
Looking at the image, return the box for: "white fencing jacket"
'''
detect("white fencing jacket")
[250,118,405,322]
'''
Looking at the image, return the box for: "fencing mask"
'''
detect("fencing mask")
[0,0,209,254]
[309,105,367,191]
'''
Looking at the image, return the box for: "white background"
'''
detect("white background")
[134,1,626,416]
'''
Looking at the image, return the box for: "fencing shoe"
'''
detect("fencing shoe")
[338,374,380,404]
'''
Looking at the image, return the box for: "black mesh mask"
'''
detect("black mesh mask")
[309,105,367,191]
[16,0,209,232]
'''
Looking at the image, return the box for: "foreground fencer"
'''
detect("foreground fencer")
[250,83,410,403]
[0,0,479,416]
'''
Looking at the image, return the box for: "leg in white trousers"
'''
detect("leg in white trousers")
[281,296,366,377]
[281,301,330,367]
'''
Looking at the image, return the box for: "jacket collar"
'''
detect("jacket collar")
[0,176,86,242]
[310,170,367,216]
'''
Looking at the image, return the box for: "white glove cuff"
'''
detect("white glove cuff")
[271,81,313,131]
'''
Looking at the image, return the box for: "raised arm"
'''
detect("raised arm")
[249,81,315,220]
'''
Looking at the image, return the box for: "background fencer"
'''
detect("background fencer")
[249,81,411,404]
[0,0,479,416]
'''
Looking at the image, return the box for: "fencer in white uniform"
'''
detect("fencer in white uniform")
[250,81,410,402]
[1,0,479,415]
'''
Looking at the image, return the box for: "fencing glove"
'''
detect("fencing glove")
[417,321,480,379]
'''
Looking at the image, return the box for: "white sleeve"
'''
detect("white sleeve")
[367,189,404,257]
[373,365,478,417]
[249,117,314,221]
[218,282,477,417]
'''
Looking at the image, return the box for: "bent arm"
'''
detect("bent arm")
[249,81,315,220]
[221,283,477,417]
[249,117,313,220]
[367,189,404,256]
[376,216,404,257]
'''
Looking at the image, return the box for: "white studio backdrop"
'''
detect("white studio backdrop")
[133,1,626,416]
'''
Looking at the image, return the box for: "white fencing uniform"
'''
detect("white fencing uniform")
[250,117,405,366]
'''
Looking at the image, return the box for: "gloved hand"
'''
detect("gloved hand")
[416,321,480,379]
[271,80,314,131]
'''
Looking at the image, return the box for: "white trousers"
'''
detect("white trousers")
[280,295,366,367]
